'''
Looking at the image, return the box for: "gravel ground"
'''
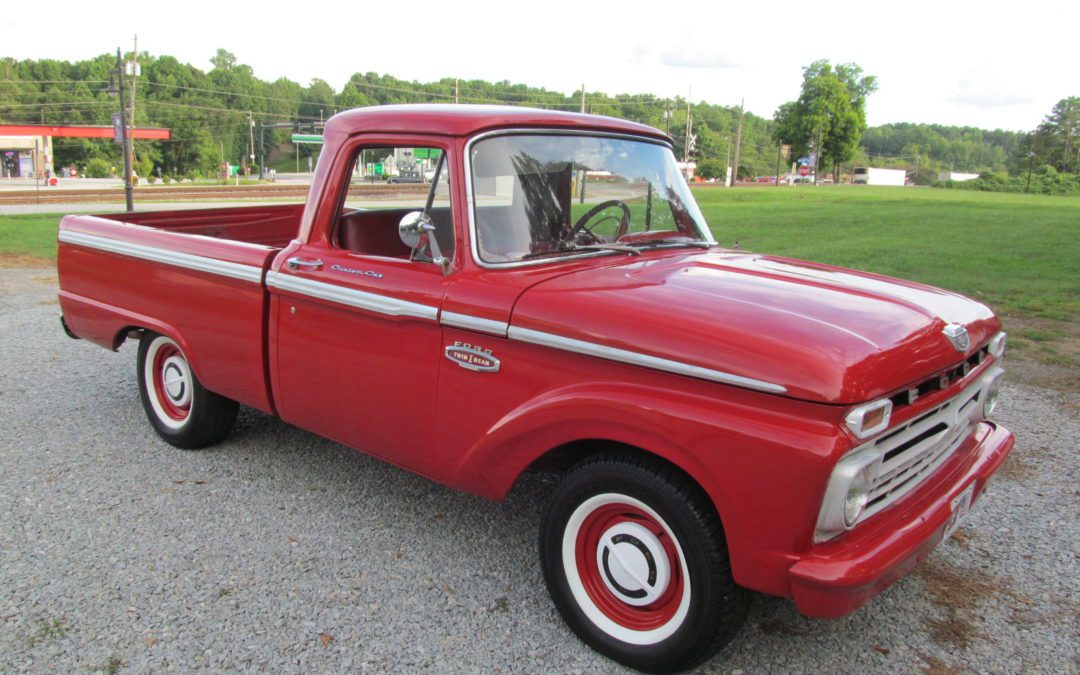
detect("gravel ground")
[1,266,1077,673]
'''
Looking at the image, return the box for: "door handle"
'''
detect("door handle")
[286,256,323,271]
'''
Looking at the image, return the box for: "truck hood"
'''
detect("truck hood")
[509,251,1000,404]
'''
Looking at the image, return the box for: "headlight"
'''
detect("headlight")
[843,465,873,526]
[815,447,882,542]
[989,332,1007,359]
[844,399,893,439]
[982,367,1005,418]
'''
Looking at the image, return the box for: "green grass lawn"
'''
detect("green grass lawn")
[692,186,1079,322]
[0,213,64,260]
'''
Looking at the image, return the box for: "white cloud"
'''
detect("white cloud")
[947,69,1036,108]
[656,47,740,70]
[630,44,740,69]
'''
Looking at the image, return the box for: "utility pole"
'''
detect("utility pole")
[580,84,586,114]
[684,88,693,166]
[129,35,139,184]
[724,137,731,186]
[454,78,459,104]
[114,48,134,212]
[1025,132,1038,193]
[731,98,744,185]
[248,112,255,175]
[775,143,782,186]
[813,124,823,186]
[259,122,265,180]
[34,138,40,203]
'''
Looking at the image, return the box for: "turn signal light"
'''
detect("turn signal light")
[989,332,1007,359]
[844,399,893,439]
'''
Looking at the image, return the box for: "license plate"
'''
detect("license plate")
[943,482,976,541]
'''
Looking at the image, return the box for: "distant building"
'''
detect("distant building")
[852,167,907,186]
[0,136,53,178]
[0,125,170,179]
[938,171,980,182]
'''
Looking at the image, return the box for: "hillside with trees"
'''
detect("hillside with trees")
[0,50,1065,186]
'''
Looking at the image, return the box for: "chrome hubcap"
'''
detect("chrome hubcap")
[161,355,191,406]
[595,522,671,606]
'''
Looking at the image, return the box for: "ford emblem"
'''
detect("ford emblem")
[942,324,971,352]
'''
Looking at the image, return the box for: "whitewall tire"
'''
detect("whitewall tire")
[136,332,238,449]
[540,453,748,673]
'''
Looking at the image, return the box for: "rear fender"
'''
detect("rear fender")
[58,291,206,382]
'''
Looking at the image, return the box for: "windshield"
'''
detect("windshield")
[470,134,712,264]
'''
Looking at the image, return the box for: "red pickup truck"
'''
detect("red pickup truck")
[57,105,1013,672]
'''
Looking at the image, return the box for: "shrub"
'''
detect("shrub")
[84,158,112,178]
[940,169,1080,195]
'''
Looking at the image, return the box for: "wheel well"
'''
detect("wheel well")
[526,438,612,476]
[525,440,716,514]
[111,325,147,350]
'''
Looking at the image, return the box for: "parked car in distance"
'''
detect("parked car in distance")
[389,163,423,183]
[57,104,1013,673]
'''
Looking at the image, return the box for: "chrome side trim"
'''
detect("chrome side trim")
[266,271,438,321]
[464,129,701,271]
[58,229,264,284]
[440,311,509,336]
[508,326,788,394]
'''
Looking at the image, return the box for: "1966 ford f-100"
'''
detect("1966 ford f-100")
[57,105,1013,672]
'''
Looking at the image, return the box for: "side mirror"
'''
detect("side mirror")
[399,211,451,275]
[398,211,433,249]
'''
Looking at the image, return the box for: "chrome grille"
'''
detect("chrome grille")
[859,380,984,521]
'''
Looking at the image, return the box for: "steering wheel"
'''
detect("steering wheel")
[571,199,631,243]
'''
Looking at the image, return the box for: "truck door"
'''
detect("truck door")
[269,139,456,470]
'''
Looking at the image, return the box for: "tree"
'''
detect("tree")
[209,49,237,71]
[301,79,336,122]
[772,60,877,181]
[336,82,374,110]
[1036,97,1078,174]
[694,158,725,180]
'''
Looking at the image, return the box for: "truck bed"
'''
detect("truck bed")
[57,204,302,414]
[109,203,303,248]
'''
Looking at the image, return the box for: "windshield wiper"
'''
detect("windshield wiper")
[629,238,720,250]
[521,243,641,260]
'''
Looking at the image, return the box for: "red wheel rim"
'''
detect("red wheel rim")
[574,502,685,631]
[151,343,190,422]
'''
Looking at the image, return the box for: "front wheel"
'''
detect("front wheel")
[136,332,238,449]
[540,454,748,673]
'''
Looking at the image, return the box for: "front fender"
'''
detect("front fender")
[446,380,846,598]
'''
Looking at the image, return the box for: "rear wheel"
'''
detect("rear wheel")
[137,332,238,449]
[540,454,748,673]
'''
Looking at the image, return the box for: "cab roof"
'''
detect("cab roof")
[324,104,672,144]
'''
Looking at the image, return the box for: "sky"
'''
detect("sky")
[2,0,1075,131]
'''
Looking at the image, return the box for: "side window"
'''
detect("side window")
[334,146,454,261]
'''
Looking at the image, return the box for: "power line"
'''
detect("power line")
[0,100,108,109]
[144,81,335,108]
[0,79,108,84]
[140,99,319,121]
